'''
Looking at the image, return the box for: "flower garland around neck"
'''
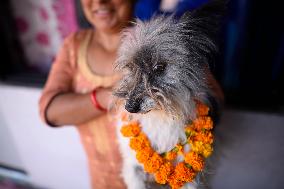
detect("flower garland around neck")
[120,101,214,189]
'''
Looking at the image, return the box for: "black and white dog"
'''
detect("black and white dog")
[114,1,225,188]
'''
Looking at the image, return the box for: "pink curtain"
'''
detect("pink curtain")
[11,0,78,73]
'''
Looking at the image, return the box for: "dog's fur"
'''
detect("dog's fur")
[114,1,225,188]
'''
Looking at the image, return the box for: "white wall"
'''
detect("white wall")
[0,84,90,189]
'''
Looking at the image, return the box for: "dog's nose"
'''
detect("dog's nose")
[125,100,141,113]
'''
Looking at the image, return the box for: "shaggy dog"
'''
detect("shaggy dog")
[114,1,225,188]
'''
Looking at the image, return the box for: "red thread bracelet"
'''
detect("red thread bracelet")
[91,89,107,112]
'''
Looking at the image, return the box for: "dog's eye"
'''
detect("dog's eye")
[113,90,128,98]
[126,65,133,71]
[152,88,159,93]
[153,63,166,73]
[124,62,136,71]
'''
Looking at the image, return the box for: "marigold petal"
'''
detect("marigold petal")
[194,131,214,144]
[168,173,185,189]
[129,134,150,151]
[120,121,141,137]
[202,144,213,158]
[174,162,196,182]
[196,101,209,116]
[136,147,154,163]
[154,162,174,184]
[165,151,178,161]
[144,153,164,173]
[184,152,205,171]
[192,117,213,131]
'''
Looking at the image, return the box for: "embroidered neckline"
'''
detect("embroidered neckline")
[77,30,120,87]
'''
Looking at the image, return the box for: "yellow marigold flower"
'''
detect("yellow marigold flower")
[191,141,213,158]
[202,144,213,158]
[184,152,204,172]
[192,116,213,131]
[136,146,154,163]
[129,133,150,151]
[144,153,164,173]
[190,141,204,154]
[168,173,184,189]
[175,144,184,155]
[120,121,141,137]
[194,131,214,144]
[154,162,174,184]
[196,101,209,116]
[174,162,196,182]
[165,151,178,161]
[185,126,196,138]
[203,117,213,130]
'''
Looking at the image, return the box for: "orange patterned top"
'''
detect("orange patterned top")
[39,29,126,189]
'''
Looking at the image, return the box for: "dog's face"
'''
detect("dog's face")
[114,0,224,120]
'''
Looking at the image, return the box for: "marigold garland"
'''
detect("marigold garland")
[120,101,214,189]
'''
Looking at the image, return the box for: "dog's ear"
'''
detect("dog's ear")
[179,0,227,62]
[180,0,227,37]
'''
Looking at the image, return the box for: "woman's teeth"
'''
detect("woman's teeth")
[95,9,112,15]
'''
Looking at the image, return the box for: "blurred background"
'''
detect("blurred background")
[0,0,283,189]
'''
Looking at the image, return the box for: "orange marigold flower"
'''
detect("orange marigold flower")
[120,121,141,137]
[154,162,174,184]
[192,116,213,131]
[184,152,204,172]
[196,101,209,116]
[194,131,214,144]
[168,173,184,189]
[136,146,154,163]
[129,133,150,151]
[165,151,178,161]
[174,162,196,182]
[144,153,164,173]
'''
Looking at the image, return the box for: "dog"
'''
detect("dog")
[114,1,225,188]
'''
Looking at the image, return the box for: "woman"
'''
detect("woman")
[39,0,135,188]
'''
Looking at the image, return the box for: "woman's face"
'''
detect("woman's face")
[81,0,133,32]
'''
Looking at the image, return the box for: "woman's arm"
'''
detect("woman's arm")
[39,32,112,127]
[45,87,112,126]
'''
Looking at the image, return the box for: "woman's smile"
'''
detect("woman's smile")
[92,7,114,18]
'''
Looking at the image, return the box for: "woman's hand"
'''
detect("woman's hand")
[95,87,113,110]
